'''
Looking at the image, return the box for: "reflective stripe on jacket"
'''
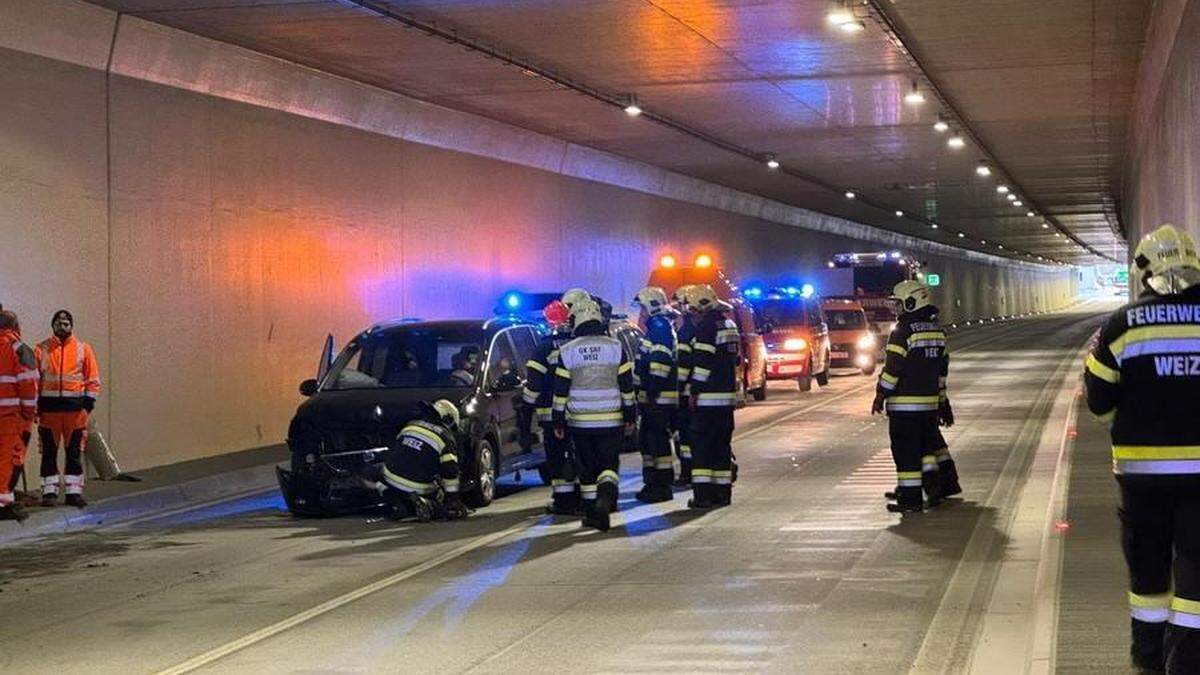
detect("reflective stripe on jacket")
[36,335,100,412]
[0,329,38,432]
[553,328,635,429]
[877,306,947,415]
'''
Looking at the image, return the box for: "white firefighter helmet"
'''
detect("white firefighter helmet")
[890,280,932,314]
[1133,224,1200,295]
[672,284,695,308]
[569,298,605,327]
[561,288,592,310]
[432,399,460,429]
[684,284,732,313]
[633,286,671,316]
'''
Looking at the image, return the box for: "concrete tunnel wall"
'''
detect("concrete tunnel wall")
[1123,0,1200,249]
[0,1,1076,470]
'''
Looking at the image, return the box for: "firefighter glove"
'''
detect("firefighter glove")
[938,399,955,427]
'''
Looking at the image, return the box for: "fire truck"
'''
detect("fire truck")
[646,253,769,401]
[820,251,921,339]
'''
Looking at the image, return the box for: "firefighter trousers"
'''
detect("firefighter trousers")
[887,414,943,509]
[931,427,962,495]
[674,398,693,482]
[39,410,89,496]
[639,405,675,490]
[691,405,734,505]
[540,422,579,513]
[1118,475,1200,673]
[570,429,622,516]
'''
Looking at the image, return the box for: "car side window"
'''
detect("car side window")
[507,326,538,377]
[485,330,520,391]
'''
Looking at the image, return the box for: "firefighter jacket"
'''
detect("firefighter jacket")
[383,418,461,495]
[553,321,635,430]
[35,334,100,413]
[1085,286,1200,476]
[522,330,569,423]
[689,310,740,407]
[676,314,696,398]
[876,305,947,414]
[637,313,678,407]
[0,329,38,434]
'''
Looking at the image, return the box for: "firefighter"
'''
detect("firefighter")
[36,310,100,508]
[632,286,678,503]
[684,284,740,509]
[673,285,697,487]
[553,298,635,531]
[522,300,579,515]
[871,280,948,513]
[562,288,613,327]
[381,399,469,522]
[1084,224,1200,673]
[0,310,36,522]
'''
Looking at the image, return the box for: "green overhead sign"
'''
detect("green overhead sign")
[925,273,941,287]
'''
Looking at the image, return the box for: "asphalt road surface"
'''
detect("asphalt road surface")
[0,306,1111,674]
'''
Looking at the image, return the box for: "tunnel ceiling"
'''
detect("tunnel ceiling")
[88,0,1150,266]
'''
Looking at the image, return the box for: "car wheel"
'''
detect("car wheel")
[749,365,768,401]
[797,360,813,392]
[815,364,830,387]
[861,362,876,376]
[463,438,498,508]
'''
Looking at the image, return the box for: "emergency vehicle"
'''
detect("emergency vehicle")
[742,286,831,392]
[646,254,769,401]
[820,297,877,375]
[821,251,921,338]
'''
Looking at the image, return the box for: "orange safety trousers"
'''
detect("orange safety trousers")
[39,410,88,496]
[0,429,30,506]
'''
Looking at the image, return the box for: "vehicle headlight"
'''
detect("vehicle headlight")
[783,338,808,351]
[856,334,876,350]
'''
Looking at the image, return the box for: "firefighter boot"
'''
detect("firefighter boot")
[635,483,673,504]
[65,493,87,509]
[410,495,434,523]
[688,483,716,510]
[939,458,963,498]
[0,503,28,522]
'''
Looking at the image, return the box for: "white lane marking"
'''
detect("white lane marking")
[153,520,537,675]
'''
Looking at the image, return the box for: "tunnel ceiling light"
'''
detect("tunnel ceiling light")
[765,153,780,170]
[895,210,904,217]
[623,95,642,117]
[1006,193,1017,202]
[947,133,966,149]
[1055,232,1062,237]
[1027,211,1036,217]
[931,223,939,229]
[933,116,949,133]
[1013,200,1024,207]
[976,161,992,177]
[958,232,965,238]
[998,244,1004,249]
[844,190,856,200]
[904,82,926,105]
[981,239,987,244]
[1042,222,1050,229]
[996,185,1010,194]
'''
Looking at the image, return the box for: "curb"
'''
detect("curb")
[0,462,280,546]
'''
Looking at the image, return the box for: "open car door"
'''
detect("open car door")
[317,334,335,383]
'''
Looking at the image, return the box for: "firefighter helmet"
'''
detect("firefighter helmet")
[431,399,460,429]
[684,284,732,312]
[561,288,592,310]
[633,286,671,316]
[569,298,605,327]
[1133,224,1200,295]
[672,284,695,308]
[542,299,570,328]
[890,280,931,314]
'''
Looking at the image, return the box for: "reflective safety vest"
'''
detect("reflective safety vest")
[553,333,635,429]
[0,329,38,433]
[36,335,100,413]
[1085,288,1200,476]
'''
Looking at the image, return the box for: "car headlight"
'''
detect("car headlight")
[856,334,876,350]
[783,338,808,351]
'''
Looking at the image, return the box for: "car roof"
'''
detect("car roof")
[366,317,535,336]
[820,298,866,311]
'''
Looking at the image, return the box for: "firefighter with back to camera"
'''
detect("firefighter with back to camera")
[632,286,678,503]
[684,284,740,509]
[380,399,469,522]
[672,285,698,487]
[1085,224,1200,673]
[871,280,953,513]
[552,298,635,532]
[521,300,580,515]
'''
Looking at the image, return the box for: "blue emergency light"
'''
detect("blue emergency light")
[743,287,764,299]
[800,283,816,298]
[504,293,522,309]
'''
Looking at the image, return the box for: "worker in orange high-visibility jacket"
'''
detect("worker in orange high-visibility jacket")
[0,310,37,521]
[35,310,100,508]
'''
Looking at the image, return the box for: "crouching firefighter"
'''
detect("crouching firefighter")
[553,298,636,531]
[685,284,740,509]
[1085,224,1200,673]
[871,280,950,513]
[522,300,580,515]
[633,286,678,503]
[381,399,469,522]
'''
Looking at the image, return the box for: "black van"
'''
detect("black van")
[277,316,546,516]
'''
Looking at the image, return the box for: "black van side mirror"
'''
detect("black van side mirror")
[299,379,319,397]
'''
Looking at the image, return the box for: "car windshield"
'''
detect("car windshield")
[826,310,867,329]
[323,326,485,390]
[757,299,806,326]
